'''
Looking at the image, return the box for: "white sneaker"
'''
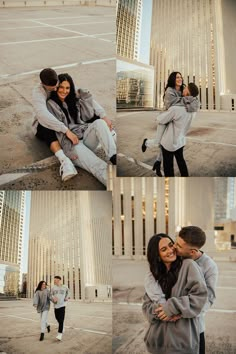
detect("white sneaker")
[60,158,78,182]
[56,333,62,341]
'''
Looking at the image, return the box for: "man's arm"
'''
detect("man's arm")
[32,86,68,133]
[202,262,218,312]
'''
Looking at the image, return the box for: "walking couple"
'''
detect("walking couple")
[142,71,200,177]
[33,276,69,342]
[32,68,117,186]
[143,226,218,354]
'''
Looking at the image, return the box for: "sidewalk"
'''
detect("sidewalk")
[117,110,236,177]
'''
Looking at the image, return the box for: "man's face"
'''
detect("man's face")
[174,236,196,258]
[54,278,60,286]
[43,81,59,92]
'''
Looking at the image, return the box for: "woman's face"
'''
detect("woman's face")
[57,80,70,101]
[41,282,46,290]
[175,73,183,88]
[158,238,176,265]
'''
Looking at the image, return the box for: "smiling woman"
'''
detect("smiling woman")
[143,233,208,354]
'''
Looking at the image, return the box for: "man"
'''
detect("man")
[51,276,70,341]
[145,226,218,354]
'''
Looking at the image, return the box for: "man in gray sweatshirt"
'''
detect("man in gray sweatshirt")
[145,226,218,354]
[51,275,70,341]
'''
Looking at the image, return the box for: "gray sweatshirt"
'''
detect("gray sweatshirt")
[145,252,218,333]
[143,259,208,354]
[51,285,70,309]
[32,84,106,135]
[33,288,51,313]
[156,105,196,151]
[164,87,200,112]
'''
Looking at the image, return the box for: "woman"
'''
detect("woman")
[143,234,207,354]
[46,73,117,186]
[163,71,185,109]
[33,280,51,341]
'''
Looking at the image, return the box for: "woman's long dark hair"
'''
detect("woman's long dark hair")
[163,71,184,99]
[35,280,47,292]
[50,73,78,121]
[147,233,182,299]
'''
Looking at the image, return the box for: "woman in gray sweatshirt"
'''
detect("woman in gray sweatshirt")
[33,281,52,341]
[142,234,208,354]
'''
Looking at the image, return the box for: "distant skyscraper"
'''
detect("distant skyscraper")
[27,192,112,301]
[150,0,236,110]
[214,177,236,221]
[116,0,143,61]
[0,191,25,298]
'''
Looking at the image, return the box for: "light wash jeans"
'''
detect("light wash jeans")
[40,310,49,333]
[73,120,117,186]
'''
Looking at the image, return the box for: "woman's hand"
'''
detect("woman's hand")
[101,117,113,131]
[66,129,79,145]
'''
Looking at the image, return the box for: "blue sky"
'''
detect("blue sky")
[139,0,152,64]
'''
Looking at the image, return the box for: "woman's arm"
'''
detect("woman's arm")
[164,88,182,109]
[33,291,39,307]
[159,260,207,319]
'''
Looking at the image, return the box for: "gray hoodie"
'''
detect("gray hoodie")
[51,285,70,309]
[33,288,51,313]
[143,259,207,354]
[145,252,218,334]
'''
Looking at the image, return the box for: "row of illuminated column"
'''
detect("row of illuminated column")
[150,0,222,110]
[111,177,215,258]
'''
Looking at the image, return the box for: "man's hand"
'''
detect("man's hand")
[101,116,112,131]
[168,314,182,322]
[66,129,79,145]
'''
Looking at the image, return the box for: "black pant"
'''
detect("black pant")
[54,306,65,333]
[199,332,205,354]
[161,145,189,177]
[36,123,57,147]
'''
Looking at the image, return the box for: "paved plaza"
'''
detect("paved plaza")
[112,252,236,354]
[117,110,236,177]
[0,5,115,189]
[0,300,112,354]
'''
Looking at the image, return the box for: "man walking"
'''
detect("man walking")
[51,276,70,341]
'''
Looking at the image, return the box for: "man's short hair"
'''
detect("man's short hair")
[54,276,61,280]
[188,82,199,97]
[179,226,206,249]
[40,68,58,86]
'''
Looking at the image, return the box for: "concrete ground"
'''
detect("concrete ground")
[112,251,236,354]
[0,300,112,354]
[0,5,115,190]
[117,110,236,177]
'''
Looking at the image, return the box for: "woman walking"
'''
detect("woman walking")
[33,281,51,341]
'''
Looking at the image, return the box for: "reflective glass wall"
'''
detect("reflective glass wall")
[117,58,155,109]
[0,263,19,298]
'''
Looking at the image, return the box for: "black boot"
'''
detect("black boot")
[47,325,50,333]
[40,333,44,341]
[110,154,116,165]
[152,160,162,177]
[141,138,147,152]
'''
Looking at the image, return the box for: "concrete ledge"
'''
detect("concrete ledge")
[0,0,115,7]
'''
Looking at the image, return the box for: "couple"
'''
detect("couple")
[142,71,200,177]
[33,276,69,342]
[32,68,117,186]
[143,226,218,354]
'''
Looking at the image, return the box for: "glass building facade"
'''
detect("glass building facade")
[0,191,25,298]
[117,58,155,109]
